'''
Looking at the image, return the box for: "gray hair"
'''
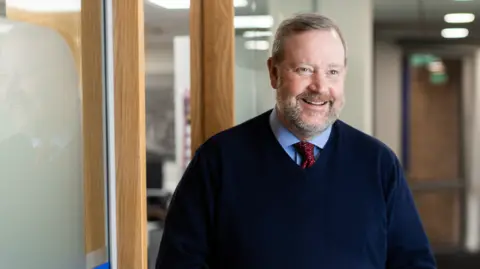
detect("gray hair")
[271,13,347,65]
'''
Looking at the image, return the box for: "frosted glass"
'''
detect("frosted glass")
[0,18,85,268]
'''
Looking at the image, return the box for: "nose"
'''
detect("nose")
[308,72,328,93]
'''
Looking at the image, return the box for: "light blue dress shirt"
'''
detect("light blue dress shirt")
[269,108,332,165]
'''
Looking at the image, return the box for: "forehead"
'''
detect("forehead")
[281,29,345,65]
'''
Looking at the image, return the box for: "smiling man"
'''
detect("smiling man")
[156,13,436,269]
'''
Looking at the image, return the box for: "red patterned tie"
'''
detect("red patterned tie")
[294,141,315,169]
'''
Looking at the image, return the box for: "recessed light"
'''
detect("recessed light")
[5,0,80,12]
[244,40,269,50]
[242,31,273,38]
[441,28,469,38]
[150,0,248,9]
[235,15,274,29]
[444,13,475,23]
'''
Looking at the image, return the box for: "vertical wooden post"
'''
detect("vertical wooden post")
[81,1,108,267]
[190,0,235,155]
[112,0,147,268]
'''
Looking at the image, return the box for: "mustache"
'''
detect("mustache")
[296,92,333,103]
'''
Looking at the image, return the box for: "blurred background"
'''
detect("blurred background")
[142,0,480,268]
[0,0,479,268]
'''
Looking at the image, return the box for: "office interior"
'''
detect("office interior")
[144,0,480,268]
[1,0,480,268]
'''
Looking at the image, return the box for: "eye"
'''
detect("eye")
[328,70,339,76]
[295,67,313,75]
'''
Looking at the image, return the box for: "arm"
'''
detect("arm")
[156,147,217,269]
[386,157,436,269]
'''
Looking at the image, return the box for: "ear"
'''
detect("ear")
[267,57,278,89]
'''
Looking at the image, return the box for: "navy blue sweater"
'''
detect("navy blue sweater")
[156,110,436,269]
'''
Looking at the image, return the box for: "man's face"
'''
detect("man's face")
[267,29,346,139]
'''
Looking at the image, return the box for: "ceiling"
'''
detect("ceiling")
[0,0,479,88]
[374,0,480,43]
[0,0,479,45]
[143,0,480,45]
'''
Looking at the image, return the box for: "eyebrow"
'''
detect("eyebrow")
[286,62,345,69]
[328,63,344,69]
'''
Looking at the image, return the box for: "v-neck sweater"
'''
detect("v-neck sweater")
[156,110,436,269]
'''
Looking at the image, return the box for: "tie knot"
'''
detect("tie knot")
[295,141,314,156]
[294,141,315,169]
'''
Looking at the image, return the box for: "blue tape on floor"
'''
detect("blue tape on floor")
[94,262,110,269]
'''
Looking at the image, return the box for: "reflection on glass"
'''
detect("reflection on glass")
[0,17,84,268]
[234,0,314,125]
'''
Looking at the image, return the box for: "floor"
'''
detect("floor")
[436,252,480,269]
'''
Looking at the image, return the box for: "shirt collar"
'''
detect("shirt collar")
[269,107,331,149]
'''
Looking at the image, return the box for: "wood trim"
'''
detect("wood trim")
[113,0,147,268]
[190,0,204,155]
[81,0,107,257]
[190,0,235,154]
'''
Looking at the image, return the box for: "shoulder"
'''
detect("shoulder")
[335,120,400,172]
[194,111,270,157]
[335,120,404,197]
[336,120,397,156]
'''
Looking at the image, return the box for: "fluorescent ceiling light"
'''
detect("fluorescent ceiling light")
[235,15,274,29]
[243,31,272,38]
[444,13,475,23]
[5,0,80,12]
[150,0,248,9]
[244,40,269,50]
[441,28,469,38]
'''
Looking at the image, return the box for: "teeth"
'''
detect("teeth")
[303,99,328,106]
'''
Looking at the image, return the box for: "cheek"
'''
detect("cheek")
[282,79,308,97]
[329,82,345,99]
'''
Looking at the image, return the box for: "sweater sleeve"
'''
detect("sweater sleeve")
[156,146,217,269]
[385,156,437,269]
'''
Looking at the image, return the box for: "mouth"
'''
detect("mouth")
[301,98,330,106]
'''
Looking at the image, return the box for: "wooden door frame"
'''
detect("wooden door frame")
[83,0,147,268]
[190,0,235,154]
[83,0,236,267]
[111,0,147,268]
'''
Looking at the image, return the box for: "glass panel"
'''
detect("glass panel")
[413,190,461,248]
[0,0,109,268]
[234,0,314,125]
[143,1,190,267]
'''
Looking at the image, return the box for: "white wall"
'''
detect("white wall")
[465,49,480,251]
[373,41,402,158]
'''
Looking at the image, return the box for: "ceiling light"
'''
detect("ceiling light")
[150,0,248,9]
[444,13,475,23]
[243,31,272,38]
[5,0,80,12]
[244,40,269,50]
[441,28,469,38]
[235,15,274,29]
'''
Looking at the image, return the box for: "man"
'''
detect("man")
[156,13,436,269]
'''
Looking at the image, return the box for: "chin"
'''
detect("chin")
[300,111,328,124]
